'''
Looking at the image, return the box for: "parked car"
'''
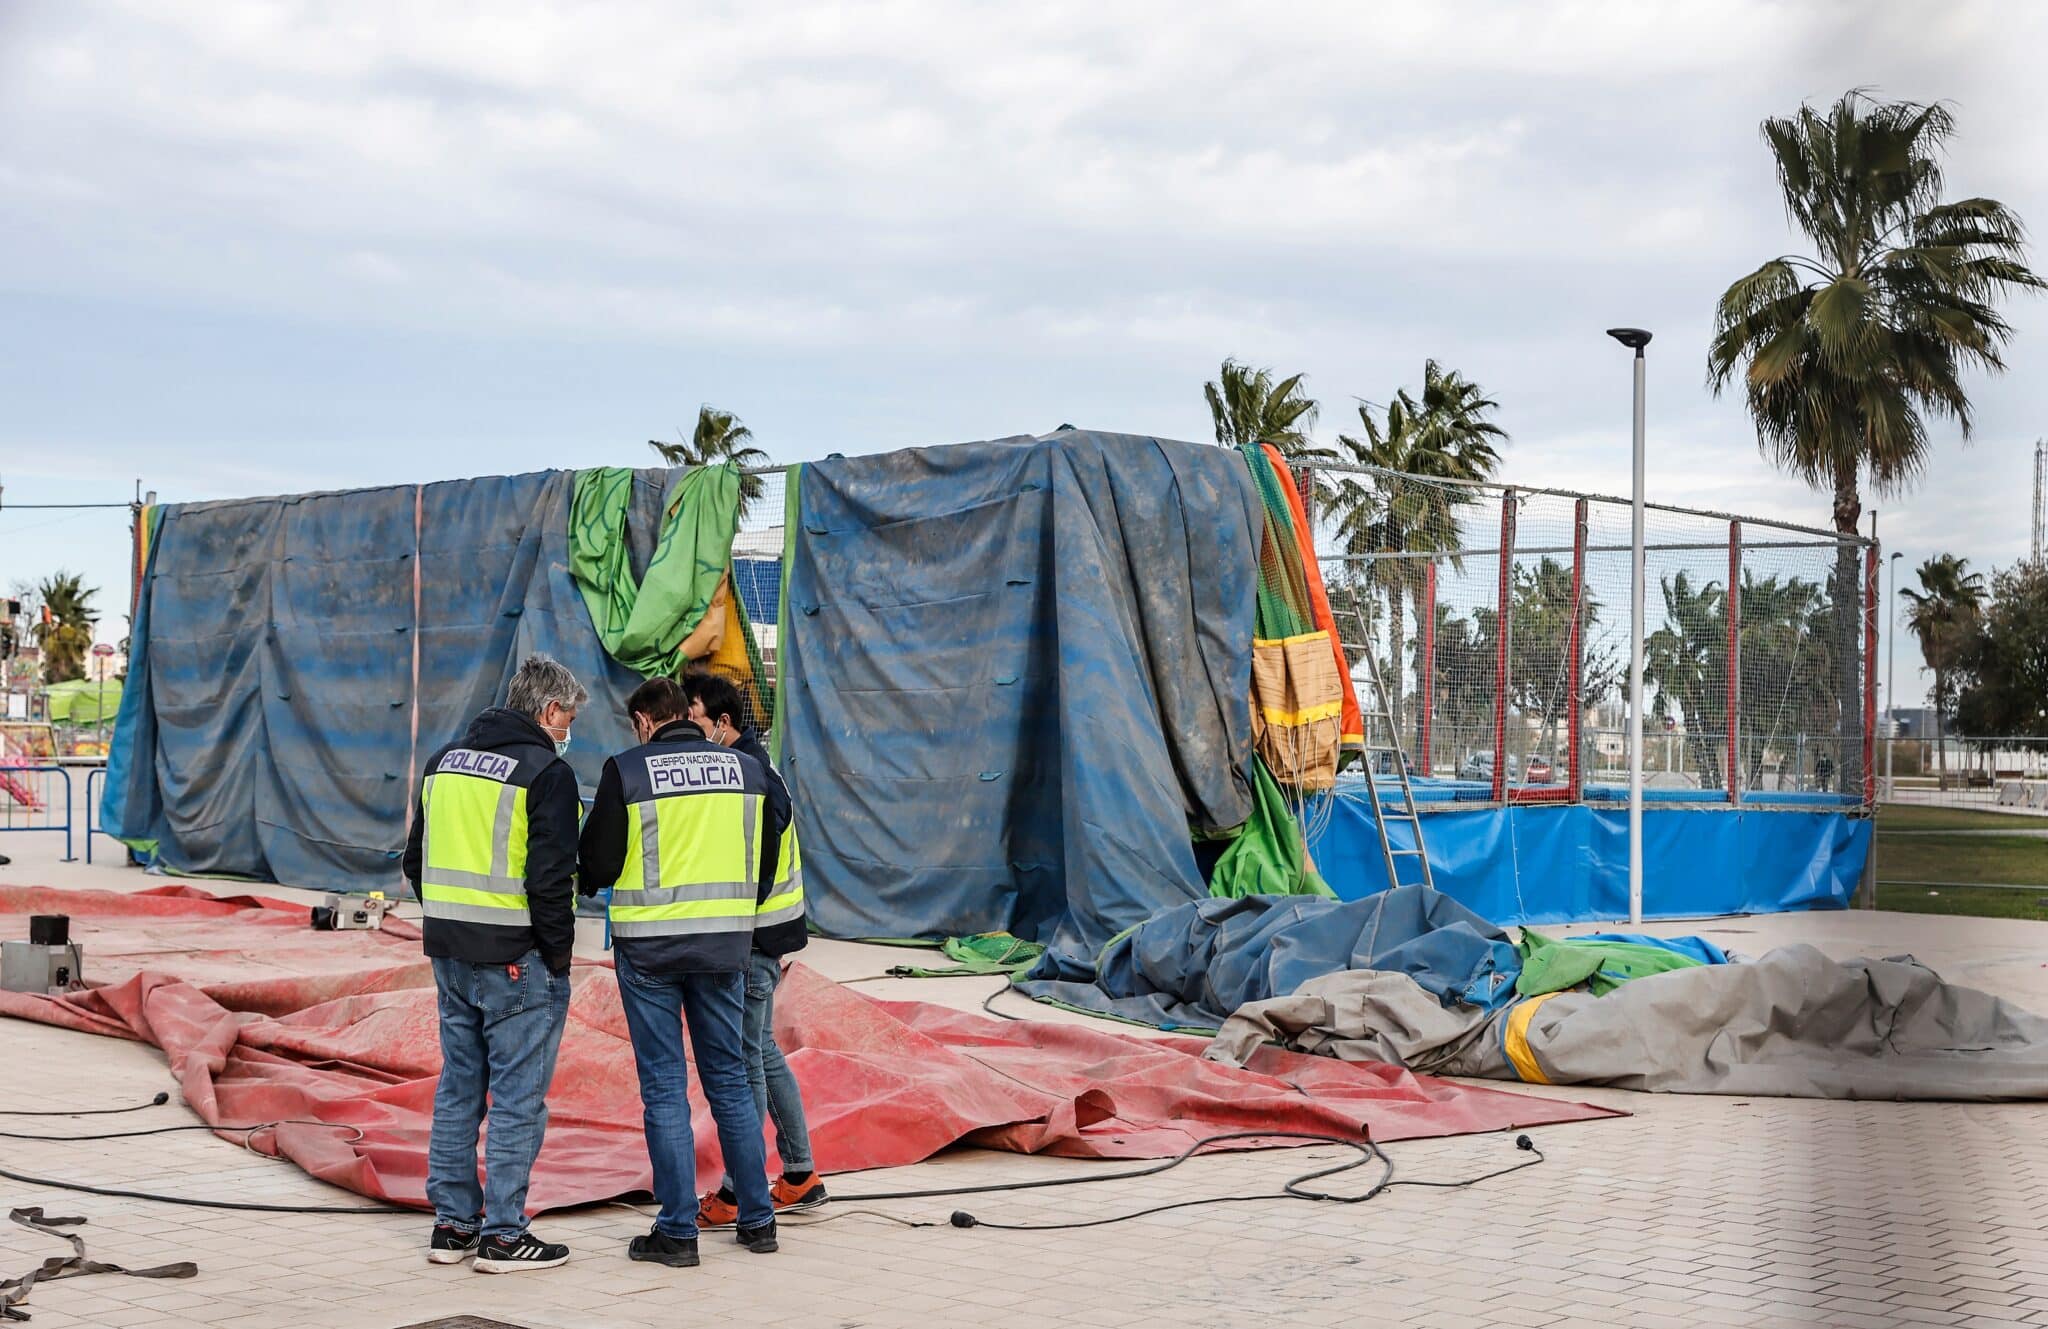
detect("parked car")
[1524,754,1556,785]
[1361,747,1418,779]
[1457,750,1518,782]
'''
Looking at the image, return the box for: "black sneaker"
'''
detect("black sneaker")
[735,1219,778,1254]
[473,1230,569,1273]
[627,1227,700,1268]
[426,1223,480,1265]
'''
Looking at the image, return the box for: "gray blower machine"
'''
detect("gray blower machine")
[2,914,84,995]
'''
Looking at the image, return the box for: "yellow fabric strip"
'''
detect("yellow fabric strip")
[610,898,758,923]
[1252,631,1332,648]
[420,883,529,910]
[1259,699,1345,726]
[1503,993,1560,1084]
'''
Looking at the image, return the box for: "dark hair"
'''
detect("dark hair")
[681,669,747,732]
[626,676,689,727]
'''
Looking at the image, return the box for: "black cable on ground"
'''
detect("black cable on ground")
[0,1163,412,1216]
[837,1130,1545,1231]
[0,1093,169,1118]
[980,985,1021,1021]
[0,1121,360,1146]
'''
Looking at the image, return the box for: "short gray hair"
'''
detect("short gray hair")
[506,653,588,717]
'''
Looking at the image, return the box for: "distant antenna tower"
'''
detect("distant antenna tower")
[2035,439,2046,569]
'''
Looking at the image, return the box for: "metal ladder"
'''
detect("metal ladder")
[1348,605,1435,893]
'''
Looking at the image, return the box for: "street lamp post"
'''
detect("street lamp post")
[1608,327,1652,926]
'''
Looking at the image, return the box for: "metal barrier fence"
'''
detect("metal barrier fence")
[85,764,117,863]
[1879,736,2048,809]
[1294,461,1879,809]
[0,764,75,861]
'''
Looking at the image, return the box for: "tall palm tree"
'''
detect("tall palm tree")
[1707,91,2041,793]
[1331,361,1506,740]
[31,572,98,684]
[1203,359,1325,457]
[1901,552,1986,788]
[649,406,772,519]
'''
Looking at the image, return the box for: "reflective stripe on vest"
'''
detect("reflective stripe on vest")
[757,822,804,928]
[420,770,531,927]
[611,788,762,939]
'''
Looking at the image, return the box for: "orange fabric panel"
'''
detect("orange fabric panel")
[1259,444,1364,746]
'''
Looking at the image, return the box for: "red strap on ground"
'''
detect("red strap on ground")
[0,885,1618,1210]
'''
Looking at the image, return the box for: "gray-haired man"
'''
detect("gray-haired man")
[401,654,587,1272]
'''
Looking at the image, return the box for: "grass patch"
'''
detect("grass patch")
[1874,882,2048,921]
[1876,832,2048,889]
[1877,803,2048,831]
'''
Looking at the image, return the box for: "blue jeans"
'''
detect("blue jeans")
[426,950,570,1241]
[722,952,813,1187]
[612,948,772,1237]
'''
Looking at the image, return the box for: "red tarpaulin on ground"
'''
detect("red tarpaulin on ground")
[0,885,1618,1209]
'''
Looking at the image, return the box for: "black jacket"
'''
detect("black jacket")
[732,726,809,959]
[401,707,580,975]
[579,719,791,975]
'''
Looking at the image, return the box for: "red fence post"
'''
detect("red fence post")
[1728,520,1741,805]
[1421,560,1437,774]
[1864,543,1879,808]
[1569,499,1586,801]
[1493,491,1514,802]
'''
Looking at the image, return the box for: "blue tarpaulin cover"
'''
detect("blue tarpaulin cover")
[1305,785,1869,923]
[779,430,1262,963]
[1016,886,1525,1029]
[102,468,690,890]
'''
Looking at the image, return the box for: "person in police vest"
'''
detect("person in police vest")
[400,653,585,1274]
[677,670,821,1228]
[578,675,790,1268]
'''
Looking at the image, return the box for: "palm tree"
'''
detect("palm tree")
[1203,359,1325,457]
[1901,553,1986,788]
[1330,361,1506,741]
[32,572,98,684]
[649,406,772,519]
[1707,91,2041,793]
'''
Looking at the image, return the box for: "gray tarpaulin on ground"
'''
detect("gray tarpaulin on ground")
[1207,945,2048,1100]
[102,469,686,891]
[1016,887,1525,1029]
[780,430,1261,964]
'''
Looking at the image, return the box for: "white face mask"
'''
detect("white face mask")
[541,713,573,756]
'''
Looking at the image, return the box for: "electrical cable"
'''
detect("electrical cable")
[832,1128,1544,1233]
[980,985,1022,1021]
[0,1164,411,1216]
[0,1093,169,1117]
[0,1121,364,1148]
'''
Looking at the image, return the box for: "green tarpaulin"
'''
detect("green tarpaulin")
[569,464,739,677]
[1516,930,1706,996]
[1208,757,1335,900]
[47,678,123,724]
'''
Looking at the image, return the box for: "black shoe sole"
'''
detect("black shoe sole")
[628,1246,701,1268]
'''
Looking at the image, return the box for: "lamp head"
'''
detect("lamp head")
[1606,327,1653,352]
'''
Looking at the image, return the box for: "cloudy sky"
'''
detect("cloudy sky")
[3,0,2045,702]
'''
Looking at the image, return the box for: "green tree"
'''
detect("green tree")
[1901,552,1986,787]
[1708,91,2042,792]
[1203,359,1324,456]
[32,571,98,684]
[649,406,772,519]
[1954,563,2048,740]
[1507,557,1622,772]
[1330,360,1506,740]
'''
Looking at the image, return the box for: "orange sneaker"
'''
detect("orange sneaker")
[696,1190,739,1229]
[770,1173,827,1211]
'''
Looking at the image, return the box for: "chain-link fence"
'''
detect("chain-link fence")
[1881,736,2048,809]
[1297,461,1878,809]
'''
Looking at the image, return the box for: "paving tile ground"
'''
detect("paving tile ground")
[4,804,2047,1327]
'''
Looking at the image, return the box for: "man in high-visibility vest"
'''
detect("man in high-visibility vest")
[401,653,586,1274]
[578,675,790,1268]
[678,670,821,1228]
